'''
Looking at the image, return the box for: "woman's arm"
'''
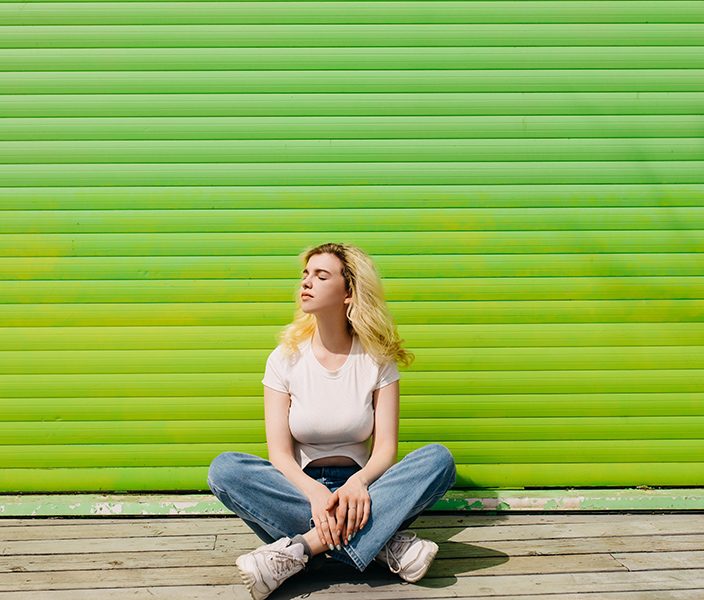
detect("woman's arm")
[327,379,400,543]
[264,385,342,550]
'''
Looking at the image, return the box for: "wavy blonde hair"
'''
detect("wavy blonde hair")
[279,242,414,367]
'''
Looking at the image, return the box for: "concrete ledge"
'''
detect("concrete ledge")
[2,488,703,517]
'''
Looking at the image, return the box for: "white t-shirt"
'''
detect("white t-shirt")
[262,336,401,468]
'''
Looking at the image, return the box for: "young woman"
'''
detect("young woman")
[208,243,456,600]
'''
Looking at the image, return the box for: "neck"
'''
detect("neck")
[312,311,353,354]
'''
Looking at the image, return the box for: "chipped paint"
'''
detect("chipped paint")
[91,503,123,516]
[1,490,703,517]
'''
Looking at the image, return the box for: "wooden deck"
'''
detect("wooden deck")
[2,512,704,599]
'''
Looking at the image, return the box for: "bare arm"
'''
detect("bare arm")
[264,385,342,550]
[357,379,400,488]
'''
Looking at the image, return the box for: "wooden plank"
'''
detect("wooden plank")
[285,588,704,600]
[0,535,216,556]
[0,520,248,540]
[613,550,704,571]
[429,554,627,577]
[219,531,704,559]
[457,594,704,600]
[292,591,704,600]
[0,586,250,600]
[8,541,625,579]
[281,569,704,598]
[213,531,704,559]
[435,535,704,558]
[0,547,253,574]
[412,512,702,528]
[0,515,702,598]
[0,516,241,528]
[447,518,704,542]
[0,566,241,592]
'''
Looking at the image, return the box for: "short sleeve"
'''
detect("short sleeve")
[261,346,289,393]
[375,360,401,390]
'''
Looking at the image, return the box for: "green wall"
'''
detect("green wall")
[1,0,703,492]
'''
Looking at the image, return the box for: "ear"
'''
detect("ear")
[343,290,352,305]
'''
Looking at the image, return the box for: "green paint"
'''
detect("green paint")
[1,1,702,495]
[3,489,704,517]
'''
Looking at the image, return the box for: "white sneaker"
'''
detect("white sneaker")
[236,537,308,600]
[375,530,438,583]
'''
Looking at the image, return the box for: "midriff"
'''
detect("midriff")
[307,455,358,467]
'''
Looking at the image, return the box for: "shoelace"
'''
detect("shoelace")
[382,530,417,574]
[266,548,307,579]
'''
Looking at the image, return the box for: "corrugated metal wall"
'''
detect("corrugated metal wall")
[1,1,703,492]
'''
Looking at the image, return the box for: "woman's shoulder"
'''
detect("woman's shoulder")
[355,338,401,378]
[267,340,310,366]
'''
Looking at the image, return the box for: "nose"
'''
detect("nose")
[302,274,312,288]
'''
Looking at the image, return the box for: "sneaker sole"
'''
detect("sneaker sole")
[399,541,439,583]
[236,555,268,600]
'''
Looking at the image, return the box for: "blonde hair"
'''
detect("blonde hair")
[279,242,414,367]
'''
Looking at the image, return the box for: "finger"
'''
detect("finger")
[354,502,363,534]
[317,513,333,548]
[326,490,339,512]
[336,498,348,543]
[327,512,341,549]
[360,498,371,530]
[346,505,357,541]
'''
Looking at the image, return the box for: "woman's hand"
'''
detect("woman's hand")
[308,484,343,551]
[326,473,371,545]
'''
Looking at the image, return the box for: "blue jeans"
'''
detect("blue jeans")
[207,443,456,571]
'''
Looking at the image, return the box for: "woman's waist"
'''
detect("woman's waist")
[306,455,358,468]
[303,459,361,483]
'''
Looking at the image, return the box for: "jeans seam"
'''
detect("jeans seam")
[339,544,366,570]
[208,478,291,542]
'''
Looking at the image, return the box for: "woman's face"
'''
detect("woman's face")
[300,253,351,315]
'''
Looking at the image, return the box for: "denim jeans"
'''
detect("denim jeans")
[207,443,456,571]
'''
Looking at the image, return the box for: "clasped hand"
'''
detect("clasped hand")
[310,475,370,551]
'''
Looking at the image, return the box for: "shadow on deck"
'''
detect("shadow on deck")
[1,512,704,599]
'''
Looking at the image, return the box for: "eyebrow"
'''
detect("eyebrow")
[303,268,333,275]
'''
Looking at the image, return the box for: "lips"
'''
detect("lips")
[301,292,313,299]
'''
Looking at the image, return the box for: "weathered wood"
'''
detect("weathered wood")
[0,520,248,541]
[0,566,242,592]
[446,518,704,543]
[613,550,704,571]
[0,535,216,556]
[5,511,696,529]
[433,534,704,557]
[1,514,703,599]
[0,586,250,600]
[433,553,627,577]
[281,569,704,597]
[0,549,240,574]
[213,530,704,555]
[412,512,700,528]
[283,587,704,600]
